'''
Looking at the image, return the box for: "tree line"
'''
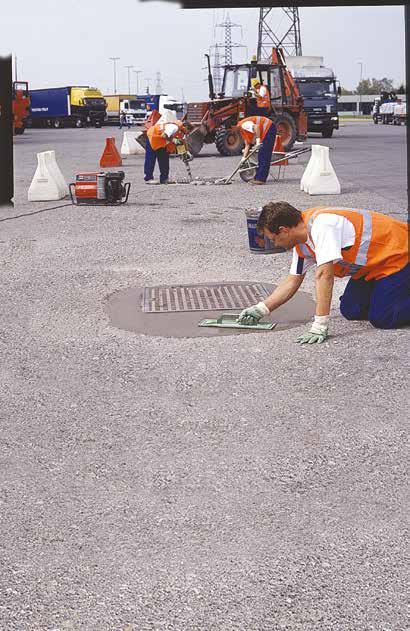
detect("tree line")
[341,78,406,96]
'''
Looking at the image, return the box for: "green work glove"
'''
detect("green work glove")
[237,302,270,325]
[296,321,329,344]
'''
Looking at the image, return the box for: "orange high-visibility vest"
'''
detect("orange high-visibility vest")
[295,207,409,281]
[238,116,273,145]
[147,120,186,152]
[256,85,271,109]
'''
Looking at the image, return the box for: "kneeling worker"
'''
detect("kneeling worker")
[237,116,276,185]
[144,119,189,185]
[238,202,409,343]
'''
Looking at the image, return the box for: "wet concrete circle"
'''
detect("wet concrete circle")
[105,282,315,338]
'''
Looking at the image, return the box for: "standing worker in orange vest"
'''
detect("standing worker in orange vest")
[237,202,410,342]
[251,79,271,117]
[237,116,277,185]
[144,119,189,185]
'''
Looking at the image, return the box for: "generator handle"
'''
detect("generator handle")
[122,182,131,204]
[69,183,76,205]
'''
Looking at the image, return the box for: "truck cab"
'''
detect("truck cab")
[286,56,340,138]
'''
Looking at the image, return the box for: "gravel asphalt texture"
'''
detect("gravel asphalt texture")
[0,122,408,631]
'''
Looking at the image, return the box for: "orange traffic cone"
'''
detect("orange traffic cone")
[272,133,288,166]
[100,137,122,168]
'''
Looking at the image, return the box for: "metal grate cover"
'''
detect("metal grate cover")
[143,283,270,313]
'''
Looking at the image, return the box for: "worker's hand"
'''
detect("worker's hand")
[237,302,270,325]
[255,138,262,146]
[296,321,329,345]
[172,138,183,145]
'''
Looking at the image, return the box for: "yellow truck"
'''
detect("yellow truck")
[29,86,107,128]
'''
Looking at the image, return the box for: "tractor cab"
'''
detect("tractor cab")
[220,62,285,105]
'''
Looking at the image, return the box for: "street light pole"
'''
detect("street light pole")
[133,70,142,95]
[125,65,134,94]
[109,57,120,94]
[358,61,363,116]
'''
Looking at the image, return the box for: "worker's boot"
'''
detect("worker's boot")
[145,179,161,185]
[248,179,265,185]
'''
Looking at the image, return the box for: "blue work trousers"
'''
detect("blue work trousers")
[255,123,277,182]
[339,263,410,329]
[144,139,170,183]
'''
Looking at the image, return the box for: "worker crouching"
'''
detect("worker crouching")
[237,116,276,185]
[238,202,410,343]
[144,120,189,185]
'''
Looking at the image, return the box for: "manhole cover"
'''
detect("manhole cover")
[143,283,270,313]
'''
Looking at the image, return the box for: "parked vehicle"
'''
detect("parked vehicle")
[141,94,185,120]
[12,81,30,135]
[28,86,106,128]
[104,94,147,124]
[392,102,407,125]
[286,56,340,138]
[185,48,307,156]
[372,92,406,125]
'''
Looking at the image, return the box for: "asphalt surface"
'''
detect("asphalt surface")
[1,122,408,631]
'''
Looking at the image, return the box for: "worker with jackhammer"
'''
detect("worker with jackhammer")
[144,120,190,185]
[237,116,277,185]
[238,201,410,343]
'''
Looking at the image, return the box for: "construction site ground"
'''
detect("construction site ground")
[1,121,408,631]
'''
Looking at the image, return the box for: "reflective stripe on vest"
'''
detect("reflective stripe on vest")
[307,208,373,276]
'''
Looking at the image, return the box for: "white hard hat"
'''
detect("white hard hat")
[242,121,255,133]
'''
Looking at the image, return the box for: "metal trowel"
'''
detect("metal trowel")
[198,314,276,330]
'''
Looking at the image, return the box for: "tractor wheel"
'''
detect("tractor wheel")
[273,112,297,151]
[215,127,244,156]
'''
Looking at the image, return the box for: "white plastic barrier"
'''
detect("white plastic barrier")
[304,145,341,195]
[121,131,145,156]
[300,144,321,191]
[28,150,68,201]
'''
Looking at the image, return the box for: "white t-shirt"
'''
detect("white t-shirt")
[290,213,356,275]
[259,85,268,97]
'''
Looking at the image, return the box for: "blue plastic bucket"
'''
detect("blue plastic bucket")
[245,209,286,254]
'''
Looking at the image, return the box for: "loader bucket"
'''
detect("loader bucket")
[187,124,207,156]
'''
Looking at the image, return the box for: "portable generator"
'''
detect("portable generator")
[69,171,131,205]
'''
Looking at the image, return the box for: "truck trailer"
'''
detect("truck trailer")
[104,95,148,124]
[285,56,340,137]
[28,86,106,128]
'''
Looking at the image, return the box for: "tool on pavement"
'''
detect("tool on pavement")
[69,171,131,205]
[214,145,260,185]
[198,314,276,330]
[239,146,311,182]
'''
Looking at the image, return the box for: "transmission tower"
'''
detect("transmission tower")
[257,7,302,61]
[155,71,162,94]
[209,13,247,95]
[210,46,223,94]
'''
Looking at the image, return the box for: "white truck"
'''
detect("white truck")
[104,95,147,124]
[142,94,185,120]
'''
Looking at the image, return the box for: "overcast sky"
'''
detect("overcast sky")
[0,1,405,100]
